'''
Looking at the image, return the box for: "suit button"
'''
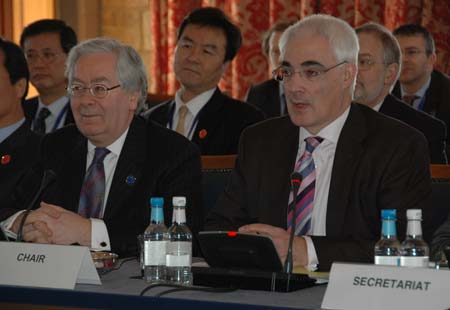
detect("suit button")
[100,242,107,247]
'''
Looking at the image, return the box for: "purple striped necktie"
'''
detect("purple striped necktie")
[287,136,323,236]
[78,147,110,218]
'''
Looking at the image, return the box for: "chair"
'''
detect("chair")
[201,155,237,218]
[428,164,450,242]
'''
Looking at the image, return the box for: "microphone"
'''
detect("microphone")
[16,170,57,242]
[284,172,301,274]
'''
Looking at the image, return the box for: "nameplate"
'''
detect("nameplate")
[0,242,101,289]
[322,262,450,310]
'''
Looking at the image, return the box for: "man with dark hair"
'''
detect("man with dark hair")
[246,21,296,118]
[354,22,447,164]
[144,7,263,155]
[20,19,78,134]
[205,15,431,271]
[0,38,41,217]
[392,24,450,152]
[1,38,202,257]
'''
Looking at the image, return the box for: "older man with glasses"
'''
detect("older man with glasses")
[20,19,78,134]
[205,15,431,271]
[1,38,203,258]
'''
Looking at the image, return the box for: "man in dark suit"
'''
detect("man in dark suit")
[0,39,41,218]
[2,38,202,257]
[144,7,263,155]
[205,15,431,271]
[354,23,447,164]
[20,19,77,133]
[246,21,295,118]
[392,24,450,153]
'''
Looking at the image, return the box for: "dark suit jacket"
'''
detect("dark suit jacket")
[7,116,203,257]
[393,70,450,148]
[379,94,447,164]
[246,79,282,118]
[143,88,264,155]
[205,103,432,271]
[22,96,75,130]
[0,121,41,219]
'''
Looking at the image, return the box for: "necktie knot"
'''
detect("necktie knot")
[38,107,51,119]
[403,94,419,106]
[93,147,110,164]
[304,136,323,154]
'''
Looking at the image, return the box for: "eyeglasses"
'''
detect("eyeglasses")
[358,57,387,71]
[67,84,121,98]
[25,50,64,64]
[273,61,347,82]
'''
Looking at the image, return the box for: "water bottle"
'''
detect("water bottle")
[166,196,192,285]
[374,209,400,266]
[400,209,429,268]
[143,197,168,283]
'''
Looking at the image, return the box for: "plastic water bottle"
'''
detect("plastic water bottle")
[374,209,400,266]
[143,197,168,283]
[166,196,192,285]
[400,209,429,268]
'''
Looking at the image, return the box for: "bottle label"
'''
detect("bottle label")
[399,256,429,268]
[166,241,192,267]
[144,240,167,266]
[374,256,399,266]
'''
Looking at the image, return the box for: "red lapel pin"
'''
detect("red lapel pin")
[1,154,11,165]
[199,129,207,139]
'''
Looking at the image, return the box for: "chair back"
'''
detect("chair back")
[201,155,237,217]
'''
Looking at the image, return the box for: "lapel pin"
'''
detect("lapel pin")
[199,129,207,139]
[125,175,136,186]
[1,154,11,165]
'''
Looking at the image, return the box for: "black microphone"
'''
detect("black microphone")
[16,170,57,242]
[284,172,301,274]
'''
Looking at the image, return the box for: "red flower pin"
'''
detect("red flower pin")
[1,154,11,165]
[199,129,207,139]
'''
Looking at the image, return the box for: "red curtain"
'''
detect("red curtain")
[149,0,450,100]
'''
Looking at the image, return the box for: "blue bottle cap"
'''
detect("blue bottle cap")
[381,209,396,220]
[150,197,164,208]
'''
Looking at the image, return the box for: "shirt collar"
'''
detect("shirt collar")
[38,95,69,116]
[299,105,350,146]
[174,87,216,116]
[372,100,384,112]
[87,127,129,157]
[0,118,25,144]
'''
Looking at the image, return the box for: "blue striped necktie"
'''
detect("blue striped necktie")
[287,136,323,235]
[78,147,110,218]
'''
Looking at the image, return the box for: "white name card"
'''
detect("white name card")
[0,241,101,289]
[322,262,450,310]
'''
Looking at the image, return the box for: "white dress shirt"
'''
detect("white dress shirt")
[171,88,215,140]
[299,107,350,270]
[35,96,69,133]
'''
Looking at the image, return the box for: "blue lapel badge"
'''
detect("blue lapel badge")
[125,175,136,186]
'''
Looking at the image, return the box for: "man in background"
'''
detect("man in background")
[354,22,447,164]
[392,24,450,153]
[20,19,77,133]
[1,38,202,257]
[0,38,41,218]
[144,7,263,155]
[206,15,431,271]
[246,21,295,118]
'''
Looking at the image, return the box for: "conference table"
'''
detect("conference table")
[0,259,328,310]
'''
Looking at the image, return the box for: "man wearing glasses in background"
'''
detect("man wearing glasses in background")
[205,15,431,271]
[354,22,447,164]
[20,19,77,134]
[1,38,202,257]
[392,24,450,154]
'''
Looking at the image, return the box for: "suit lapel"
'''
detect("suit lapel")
[192,89,224,148]
[103,117,146,221]
[326,104,366,236]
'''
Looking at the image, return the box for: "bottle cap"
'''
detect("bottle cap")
[381,209,396,220]
[150,197,164,208]
[406,209,422,220]
[172,196,186,207]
